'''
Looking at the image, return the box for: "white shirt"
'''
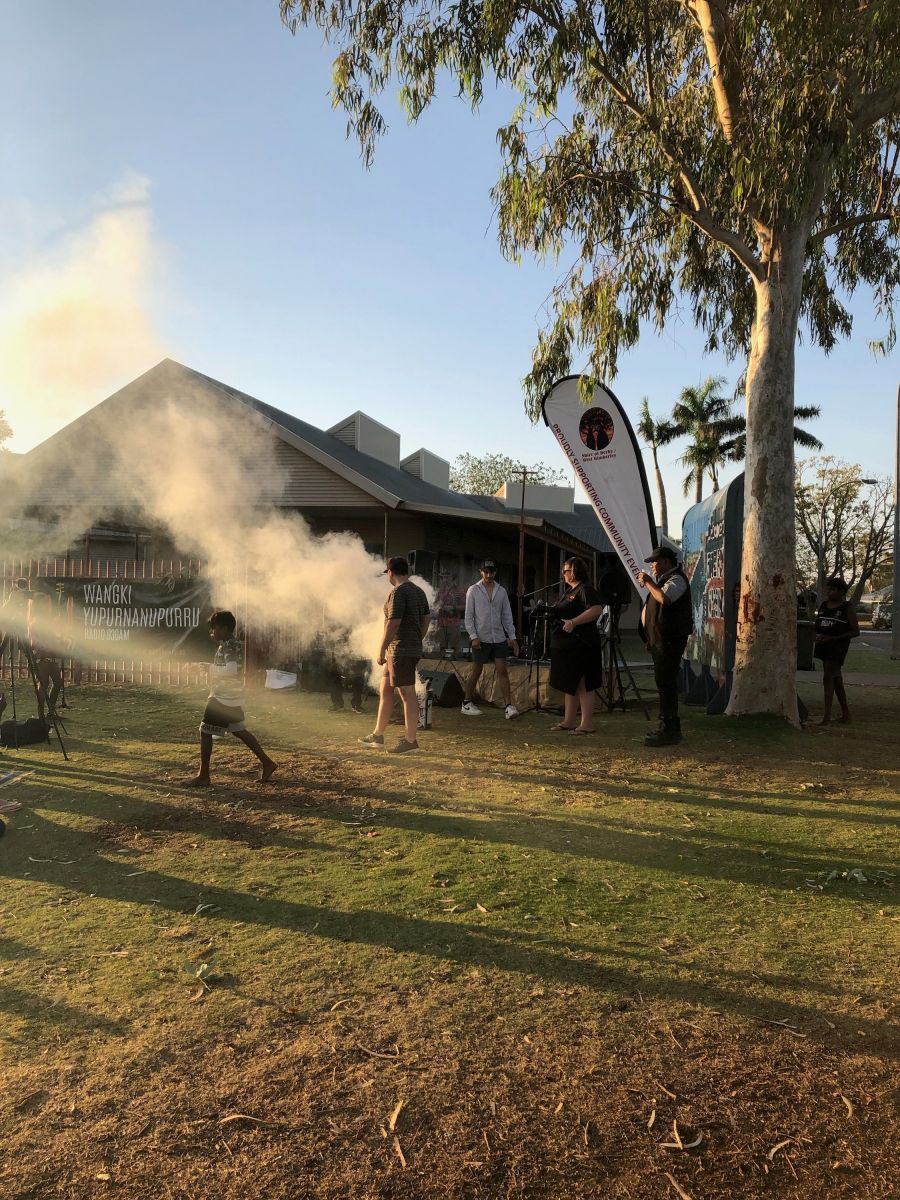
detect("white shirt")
[464,579,516,643]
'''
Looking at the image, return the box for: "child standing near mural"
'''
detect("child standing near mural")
[188,610,277,787]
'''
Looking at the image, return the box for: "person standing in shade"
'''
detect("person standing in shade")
[461,560,520,719]
[637,547,693,746]
[547,557,604,734]
[814,577,859,724]
[359,556,431,754]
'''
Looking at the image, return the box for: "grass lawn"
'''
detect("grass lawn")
[843,641,900,676]
[0,679,897,1199]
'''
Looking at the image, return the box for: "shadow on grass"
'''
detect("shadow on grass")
[0,936,43,960]
[434,763,900,824]
[2,807,896,1058]
[308,790,899,901]
[425,796,898,867]
[0,983,127,1038]
[17,784,339,855]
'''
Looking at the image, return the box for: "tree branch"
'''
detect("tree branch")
[687,0,743,145]
[810,210,898,244]
[568,1,763,278]
[641,0,656,110]
[851,83,900,134]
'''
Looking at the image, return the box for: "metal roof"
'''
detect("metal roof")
[16,359,616,556]
[172,364,615,553]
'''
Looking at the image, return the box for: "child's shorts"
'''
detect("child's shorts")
[200,698,247,739]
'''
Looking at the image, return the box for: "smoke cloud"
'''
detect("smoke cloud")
[0,174,165,453]
[3,368,434,671]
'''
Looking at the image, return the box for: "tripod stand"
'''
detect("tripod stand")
[0,635,69,759]
[598,605,651,719]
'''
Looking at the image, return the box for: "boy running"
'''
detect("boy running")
[188,610,276,787]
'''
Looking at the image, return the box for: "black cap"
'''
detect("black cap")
[644,547,678,565]
[384,556,409,575]
[480,559,497,571]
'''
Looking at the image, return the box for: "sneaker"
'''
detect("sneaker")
[350,704,364,714]
[390,738,419,754]
[461,701,482,716]
[357,732,384,747]
[504,704,520,720]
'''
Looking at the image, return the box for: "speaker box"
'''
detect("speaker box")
[407,549,436,582]
[418,669,464,707]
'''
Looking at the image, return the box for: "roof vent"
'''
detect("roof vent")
[497,481,575,512]
[401,448,450,490]
[327,411,400,468]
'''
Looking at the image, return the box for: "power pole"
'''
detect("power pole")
[516,467,530,637]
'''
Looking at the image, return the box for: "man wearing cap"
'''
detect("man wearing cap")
[461,561,520,719]
[637,547,693,746]
[359,556,431,754]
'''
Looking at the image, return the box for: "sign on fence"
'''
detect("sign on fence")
[29,575,211,656]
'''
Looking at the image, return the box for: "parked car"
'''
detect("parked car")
[872,601,893,630]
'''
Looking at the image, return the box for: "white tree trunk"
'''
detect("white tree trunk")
[727,233,805,723]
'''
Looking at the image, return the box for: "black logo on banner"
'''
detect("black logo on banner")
[578,407,615,452]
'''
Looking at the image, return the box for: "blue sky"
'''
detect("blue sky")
[1,0,896,534]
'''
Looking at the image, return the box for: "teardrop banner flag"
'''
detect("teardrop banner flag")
[541,376,658,596]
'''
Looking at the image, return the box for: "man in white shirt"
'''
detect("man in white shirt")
[461,560,520,719]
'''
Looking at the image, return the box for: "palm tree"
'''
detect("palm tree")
[669,378,823,502]
[719,405,823,462]
[636,398,677,535]
[669,377,743,502]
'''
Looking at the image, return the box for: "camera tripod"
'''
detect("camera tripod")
[598,605,651,719]
[0,635,69,759]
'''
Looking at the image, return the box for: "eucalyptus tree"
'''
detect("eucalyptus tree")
[636,397,675,535]
[795,459,894,603]
[279,0,900,721]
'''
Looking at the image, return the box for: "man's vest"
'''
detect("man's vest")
[643,568,693,648]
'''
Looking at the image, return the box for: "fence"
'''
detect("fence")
[0,558,299,688]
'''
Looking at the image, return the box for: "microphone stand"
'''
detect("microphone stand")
[523,582,563,714]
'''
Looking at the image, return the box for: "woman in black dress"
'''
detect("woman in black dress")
[548,557,604,734]
[814,577,859,724]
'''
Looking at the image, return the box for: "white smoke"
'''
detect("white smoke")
[0,173,165,453]
[3,379,434,670]
[0,176,435,671]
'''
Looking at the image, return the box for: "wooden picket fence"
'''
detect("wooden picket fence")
[0,558,301,688]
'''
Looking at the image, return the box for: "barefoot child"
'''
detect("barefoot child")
[189,610,276,787]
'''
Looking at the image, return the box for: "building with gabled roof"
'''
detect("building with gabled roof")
[6,359,625,606]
